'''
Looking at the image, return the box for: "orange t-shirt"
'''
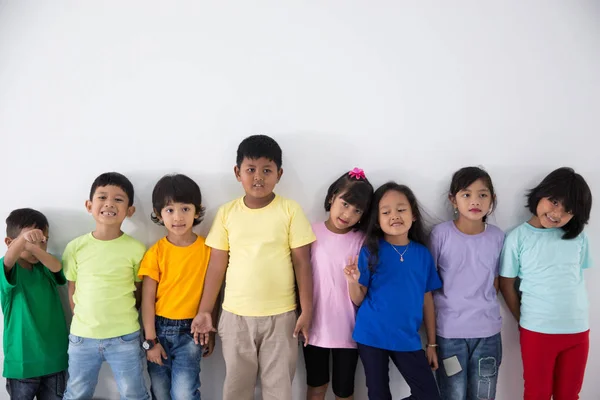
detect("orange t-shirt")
[138,236,210,319]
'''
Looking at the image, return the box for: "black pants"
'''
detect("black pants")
[303,344,359,398]
[358,343,440,400]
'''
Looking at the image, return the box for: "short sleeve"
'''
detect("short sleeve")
[42,264,67,286]
[428,227,442,268]
[62,240,78,281]
[288,202,316,249]
[205,206,230,251]
[499,230,520,278]
[424,250,442,292]
[357,247,371,288]
[581,232,592,270]
[495,232,506,276]
[0,257,17,293]
[132,244,146,283]
[138,245,160,282]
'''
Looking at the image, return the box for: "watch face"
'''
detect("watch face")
[142,341,150,350]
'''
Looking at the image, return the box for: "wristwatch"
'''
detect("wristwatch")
[142,338,159,351]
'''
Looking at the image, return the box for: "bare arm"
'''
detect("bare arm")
[291,244,313,317]
[423,292,436,345]
[500,277,520,322]
[197,249,229,314]
[348,282,367,307]
[493,276,500,293]
[68,281,76,313]
[141,277,158,340]
[28,246,62,273]
[3,236,27,272]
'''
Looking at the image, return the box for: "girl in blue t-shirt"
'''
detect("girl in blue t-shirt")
[344,182,442,400]
[499,167,593,400]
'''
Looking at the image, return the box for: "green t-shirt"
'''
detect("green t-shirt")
[0,257,68,379]
[62,233,145,339]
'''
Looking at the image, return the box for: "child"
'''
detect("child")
[304,168,374,400]
[62,172,150,400]
[429,167,505,400]
[500,167,593,400]
[344,182,442,400]
[1,208,68,399]
[139,174,213,400]
[190,134,316,400]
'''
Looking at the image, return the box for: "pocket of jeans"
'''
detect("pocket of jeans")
[68,334,84,346]
[118,330,141,344]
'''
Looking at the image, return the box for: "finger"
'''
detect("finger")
[302,328,309,347]
[293,323,300,338]
[161,349,167,359]
[193,331,199,345]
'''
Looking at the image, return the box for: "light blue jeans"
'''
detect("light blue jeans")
[436,333,502,400]
[148,316,202,400]
[63,330,150,400]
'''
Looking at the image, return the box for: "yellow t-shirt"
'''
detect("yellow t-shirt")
[138,236,211,320]
[62,233,146,339]
[206,195,316,317]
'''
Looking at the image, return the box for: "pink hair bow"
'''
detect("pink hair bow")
[349,167,366,180]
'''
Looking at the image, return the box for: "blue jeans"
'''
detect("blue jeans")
[148,316,202,400]
[5,371,66,400]
[436,333,502,400]
[63,330,150,400]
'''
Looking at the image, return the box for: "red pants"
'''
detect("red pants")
[520,327,589,400]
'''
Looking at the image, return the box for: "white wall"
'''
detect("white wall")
[1,1,599,399]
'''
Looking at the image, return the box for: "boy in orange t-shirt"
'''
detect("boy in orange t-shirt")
[139,174,213,400]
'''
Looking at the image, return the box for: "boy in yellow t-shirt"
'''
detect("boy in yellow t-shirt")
[62,172,149,400]
[138,174,212,400]
[191,134,316,400]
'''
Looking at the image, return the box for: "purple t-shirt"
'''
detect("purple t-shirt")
[429,221,505,339]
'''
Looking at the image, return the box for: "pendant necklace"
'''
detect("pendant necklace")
[391,242,410,262]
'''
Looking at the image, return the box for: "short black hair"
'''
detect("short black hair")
[151,174,205,226]
[449,166,497,222]
[236,135,283,169]
[527,167,592,239]
[6,208,49,238]
[89,172,135,207]
[324,170,374,231]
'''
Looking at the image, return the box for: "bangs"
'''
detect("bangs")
[539,175,590,217]
[339,182,372,212]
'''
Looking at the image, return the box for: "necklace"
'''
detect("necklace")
[391,242,410,262]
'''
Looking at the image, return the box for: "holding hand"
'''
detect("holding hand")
[426,346,439,370]
[147,343,168,366]
[343,255,360,284]
[191,311,216,345]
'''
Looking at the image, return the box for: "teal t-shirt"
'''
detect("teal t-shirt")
[499,222,592,334]
[0,257,69,379]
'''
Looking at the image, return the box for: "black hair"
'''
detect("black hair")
[151,174,205,226]
[324,170,374,232]
[449,166,497,222]
[527,167,592,239]
[364,182,428,271]
[6,208,49,238]
[236,135,283,169]
[90,172,135,207]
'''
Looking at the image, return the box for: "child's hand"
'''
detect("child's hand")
[147,343,168,366]
[191,311,216,345]
[203,332,216,357]
[22,229,46,248]
[343,256,360,284]
[293,312,311,347]
[426,346,438,370]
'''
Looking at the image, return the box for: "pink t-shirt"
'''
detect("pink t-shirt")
[310,222,364,349]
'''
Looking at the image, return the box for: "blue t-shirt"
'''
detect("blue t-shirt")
[499,222,592,334]
[353,240,442,351]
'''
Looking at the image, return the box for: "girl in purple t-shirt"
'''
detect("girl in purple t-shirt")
[304,168,373,400]
[429,167,505,400]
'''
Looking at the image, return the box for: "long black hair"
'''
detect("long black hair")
[526,167,592,239]
[364,182,428,271]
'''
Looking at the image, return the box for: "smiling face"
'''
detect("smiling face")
[235,157,283,207]
[326,192,364,233]
[378,190,415,240]
[452,178,493,223]
[86,185,135,227]
[532,197,574,229]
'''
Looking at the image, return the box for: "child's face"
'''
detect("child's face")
[328,193,363,233]
[451,179,493,222]
[86,185,135,226]
[157,202,199,237]
[535,197,573,229]
[235,157,282,202]
[378,190,415,238]
[5,226,49,264]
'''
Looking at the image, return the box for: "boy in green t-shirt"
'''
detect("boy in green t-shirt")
[1,208,68,399]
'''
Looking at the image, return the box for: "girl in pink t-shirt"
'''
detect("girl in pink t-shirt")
[304,168,373,400]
